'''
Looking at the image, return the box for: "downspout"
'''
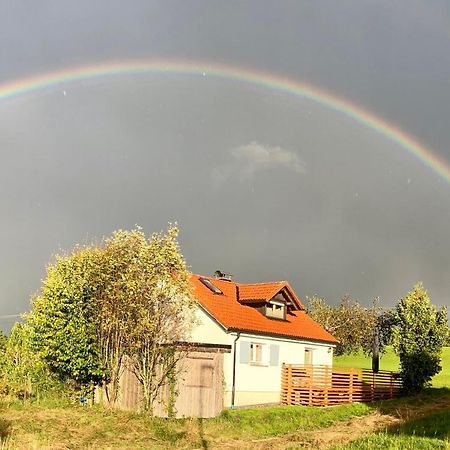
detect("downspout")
[231,331,241,409]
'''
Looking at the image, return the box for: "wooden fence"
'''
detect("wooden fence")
[281,364,402,406]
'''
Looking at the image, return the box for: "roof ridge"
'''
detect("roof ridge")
[193,274,288,287]
[237,280,286,287]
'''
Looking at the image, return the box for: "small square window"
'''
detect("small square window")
[250,343,269,365]
[265,302,286,319]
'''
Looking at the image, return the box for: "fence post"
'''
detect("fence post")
[390,372,393,399]
[308,365,313,406]
[287,364,292,405]
[371,371,375,402]
[324,365,329,406]
[349,368,354,403]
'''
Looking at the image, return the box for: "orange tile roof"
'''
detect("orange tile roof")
[238,281,304,309]
[191,274,338,344]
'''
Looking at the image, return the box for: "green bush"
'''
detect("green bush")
[392,283,447,393]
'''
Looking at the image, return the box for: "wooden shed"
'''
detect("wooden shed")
[98,343,231,418]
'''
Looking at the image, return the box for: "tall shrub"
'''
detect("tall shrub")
[392,283,447,393]
[25,225,194,411]
[2,323,60,398]
[27,248,104,386]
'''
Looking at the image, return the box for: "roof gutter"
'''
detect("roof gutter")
[227,327,338,346]
[231,331,241,409]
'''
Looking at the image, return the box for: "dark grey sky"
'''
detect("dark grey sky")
[1,1,449,329]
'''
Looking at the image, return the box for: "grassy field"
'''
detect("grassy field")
[334,399,450,450]
[0,390,449,449]
[334,346,450,388]
[0,349,448,449]
[0,399,372,449]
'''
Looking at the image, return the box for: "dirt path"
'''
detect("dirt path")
[209,394,450,450]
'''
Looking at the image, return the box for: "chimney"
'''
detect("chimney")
[214,270,233,281]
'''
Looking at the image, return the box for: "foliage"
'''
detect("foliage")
[27,248,104,386]
[308,296,391,356]
[334,346,450,388]
[0,323,62,399]
[0,330,6,353]
[96,228,151,404]
[392,283,448,393]
[125,226,195,411]
[442,325,450,346]
[0,330,7,373]
[24,225,194,412]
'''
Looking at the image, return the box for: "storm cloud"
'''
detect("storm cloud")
[0,1,449,329]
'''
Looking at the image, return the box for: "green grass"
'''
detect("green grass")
[1,388,449,448]
[334,432,449,450]
[0,400,373,449]
[334,406,450,449]
[334,346,450,387]
[214,402,371,438]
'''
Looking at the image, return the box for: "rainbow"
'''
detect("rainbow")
[0,58,449,184]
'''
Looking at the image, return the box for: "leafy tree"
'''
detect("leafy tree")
[2,323,59,398]
[25,225,194,412]
[0,329,7,367]
[0,329,8,389]
[442,325,450,347]
[126,226,195,411]
[392,283,448,393]
[0,330,6,353]
[27,248,104,386]
[308,295,383,356]
[96,228,148,404]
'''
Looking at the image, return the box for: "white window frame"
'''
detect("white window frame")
[304,347,314,365]
[265,300,286,319]
[250,342,270,366]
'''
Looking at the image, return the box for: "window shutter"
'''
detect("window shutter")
[239,341,250,364]
[270,344,279,366]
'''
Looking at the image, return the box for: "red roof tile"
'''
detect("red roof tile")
[238,281,304,309]
[191,274,338,344]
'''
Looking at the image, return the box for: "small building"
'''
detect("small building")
[189,272,338,407]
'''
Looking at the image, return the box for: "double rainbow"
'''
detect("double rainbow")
[0,59,449,185]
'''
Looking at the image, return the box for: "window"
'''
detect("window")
[199,277,222,294]
[265,301,286,319]
[240,341,278,366]
[304,348,313,365]
[250,342,269,365]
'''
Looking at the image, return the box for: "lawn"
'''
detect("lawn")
[334,398,450,450]
[1,390,449,449]
[334,346,450,388]
[0,399,372,449]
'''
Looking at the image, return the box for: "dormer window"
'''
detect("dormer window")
[265,300,286,320]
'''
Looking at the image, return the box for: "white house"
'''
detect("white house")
[189,272,338,407]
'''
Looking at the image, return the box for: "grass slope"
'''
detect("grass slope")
[0,400,371,449]
[334,402,450,450]
[334,346,450,387]
[1,390,450,449]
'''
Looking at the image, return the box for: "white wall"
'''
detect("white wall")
[189,306,230,345]
[225,333,333,406]
[188,305,335,407]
